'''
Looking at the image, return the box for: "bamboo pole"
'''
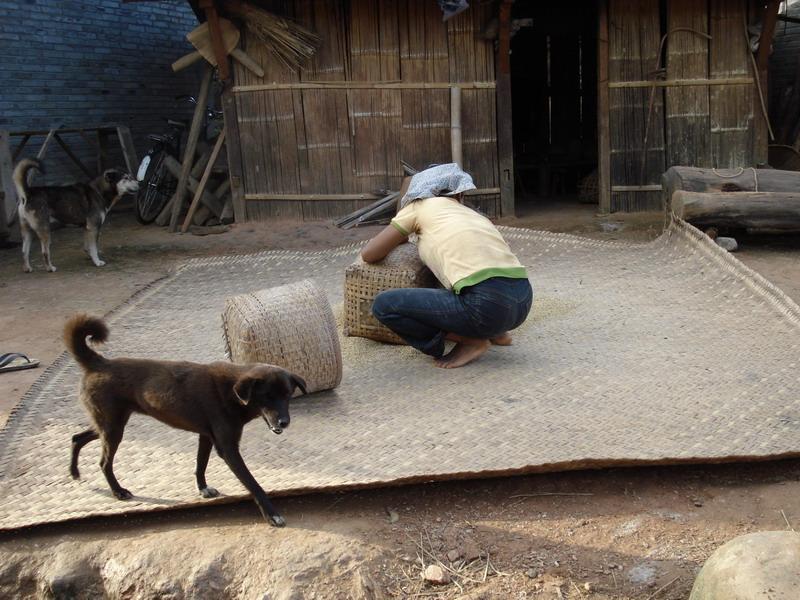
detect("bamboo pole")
[450,86,463,167]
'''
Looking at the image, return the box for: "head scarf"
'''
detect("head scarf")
[399,163,476,210]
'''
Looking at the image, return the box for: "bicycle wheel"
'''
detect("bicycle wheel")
[135,151,176,224]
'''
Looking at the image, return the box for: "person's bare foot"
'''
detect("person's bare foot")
[434,339,491,369]
[491,332,512,346]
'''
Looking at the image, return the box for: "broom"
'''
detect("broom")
[224,0,321,71]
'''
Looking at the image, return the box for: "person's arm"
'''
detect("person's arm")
[361,224,408,263]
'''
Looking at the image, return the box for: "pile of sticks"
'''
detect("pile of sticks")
[335,162,416,229]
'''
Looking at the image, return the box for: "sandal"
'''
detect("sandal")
[0,353,40,373]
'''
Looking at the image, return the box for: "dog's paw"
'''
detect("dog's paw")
[46,265,57,273]
[269,514,286,527]
[200,486,220,498]
[70,468,80,480]
[93,260,106,267]
[23,265,32,273]
[113,488,133,500]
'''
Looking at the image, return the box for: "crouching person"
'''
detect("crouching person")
[361,164,533,369]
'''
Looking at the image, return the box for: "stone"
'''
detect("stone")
[446,549,461,562]
[715,237,738,252]
[461,542,482,562]
[690,531,800,600]
[422,565,450,585]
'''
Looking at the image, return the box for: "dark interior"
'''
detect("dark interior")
[510,1,598,205]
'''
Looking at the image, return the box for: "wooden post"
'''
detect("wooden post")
[450,86,463,167]
[756,0,780,73]
[597,0,611,213]
[182,129,225,232]
[496,0,514,217]
[169,65,214,232]
[115,126,139,175]
[200,0,231,82]
[221,87,246,223]
[0,130,16,238]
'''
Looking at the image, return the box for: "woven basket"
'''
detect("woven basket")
[221,279,342,393]
[344,243,438,344]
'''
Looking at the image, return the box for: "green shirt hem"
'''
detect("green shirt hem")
[453,267,528,294]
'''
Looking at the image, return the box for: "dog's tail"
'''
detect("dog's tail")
[64,314,109,370]
[12,158,44,206]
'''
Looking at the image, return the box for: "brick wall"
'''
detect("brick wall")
[0,0,202,184]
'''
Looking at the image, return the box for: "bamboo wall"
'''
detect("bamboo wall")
[227,0,498,221]
[606,0,759,212]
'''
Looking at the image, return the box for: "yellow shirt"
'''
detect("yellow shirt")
[390,196,527,293]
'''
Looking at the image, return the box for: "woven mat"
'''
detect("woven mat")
[2,221,800,530]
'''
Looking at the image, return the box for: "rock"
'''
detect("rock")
[628,563,657,586]
[446,549,461,562]
[714,237,738,252]
[461,542,481,562]
[39,552,99,600]
[690,531,800,600]
[525,569,538,579]
[422,565,450,585]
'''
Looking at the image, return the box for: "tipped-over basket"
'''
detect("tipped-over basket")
[222,279,341,394]
[344,243,439,344]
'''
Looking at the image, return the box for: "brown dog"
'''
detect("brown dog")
[65,314,306,527]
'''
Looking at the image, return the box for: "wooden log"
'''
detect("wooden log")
[671,190,800,232]
[54,134,93,178]
[161,155,223,217]
[182,129,226,232]
[662,165,800,209]
[169,65,213,231]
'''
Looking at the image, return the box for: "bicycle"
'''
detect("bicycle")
[135,96,224,225]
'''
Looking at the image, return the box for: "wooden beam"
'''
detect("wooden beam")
[608,77,754,88]
[200,0,230,81]
[231,81,497,92]
[245,188,501,202]
[169,65,214,232]
[115,126,138,175]
[756,0,780,73]
[11,135,30,162]
[496,0,514,218]
[181,129,226,233]
[597,0,611,213]
[0,130,17,233]
[36,125,61,160]
[53,134,94,179]
[221,87,246,223]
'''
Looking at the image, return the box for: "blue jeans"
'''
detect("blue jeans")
[372,277,533,357]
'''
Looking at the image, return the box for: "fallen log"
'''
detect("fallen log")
[671,190,800,232]
[662,166,800,211]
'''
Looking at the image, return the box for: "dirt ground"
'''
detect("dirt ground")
[1,201,799,599]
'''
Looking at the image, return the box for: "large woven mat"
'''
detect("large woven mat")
[2,221,800,530]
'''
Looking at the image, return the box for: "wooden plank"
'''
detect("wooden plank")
[233,82,497,92]
[598,0,610,213]
[496,0,514,217]
[54,134,93,179]
[0,130,16,232]
[666,0,711,169]
[608,77,754,88]
[181,129,226,233]
[115,126,139,175]
[608,0,663,212]
[169,65,213,231]
[222,86,247,222]
[709,0,753,168]
[36,126,61,160]
[11,135,30,162]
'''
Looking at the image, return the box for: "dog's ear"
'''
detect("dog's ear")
[233,375,256,405]
[289,373,307,396]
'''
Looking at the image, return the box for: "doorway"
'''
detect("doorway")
[510,1,598,208]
